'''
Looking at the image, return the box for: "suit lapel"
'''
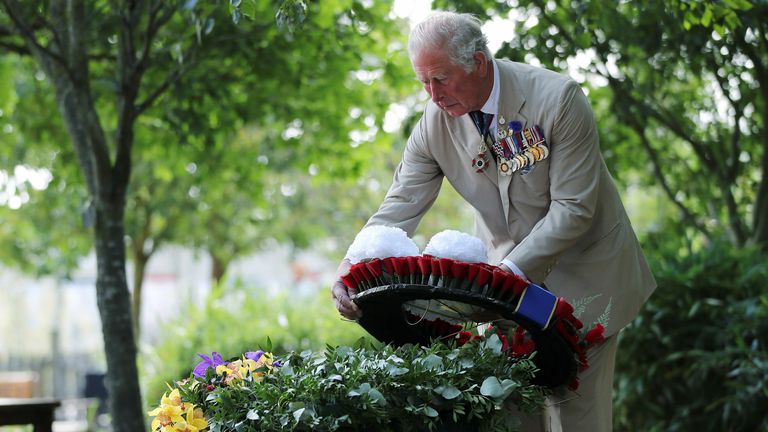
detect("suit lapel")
[496,62,529,224]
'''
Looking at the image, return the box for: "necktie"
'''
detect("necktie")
[470,111,495,156]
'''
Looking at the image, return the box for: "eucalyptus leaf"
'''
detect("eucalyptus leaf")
[481,334,503,354]
[437,385,461,400]
[292,407,305,422]
[368,388,387,405]
[480,377,504,398]
[388,366,409,376]
[421,354,443,370]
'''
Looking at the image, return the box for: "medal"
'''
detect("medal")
[529,146,542,161]
[537,144,549,159]
[472,152,489,173]
[499,158,512,176]
[514,153,528,170]
[524,150,536,166]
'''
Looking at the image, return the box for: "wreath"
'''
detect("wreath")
[341,228,605,390]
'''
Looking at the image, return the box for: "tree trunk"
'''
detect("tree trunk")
[95,202,145,431]
[131,248,150,343]
[751,84,768,249]
[211,253,229,286]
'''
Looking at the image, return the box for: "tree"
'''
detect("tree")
[437,0,766,248]
[0,0,414,427]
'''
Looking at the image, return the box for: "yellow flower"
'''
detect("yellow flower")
[186,405,209,431]
[167,405,208,432]
[216,363,243,384]
[256,352,274,369]
[162,389,184,408]
[147,403,184,431]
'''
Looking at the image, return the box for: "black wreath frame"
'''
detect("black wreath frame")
[344,257,582,389]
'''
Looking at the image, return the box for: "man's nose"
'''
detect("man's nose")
[429,85,442,103]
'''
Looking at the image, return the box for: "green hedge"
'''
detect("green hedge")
[614,241,768,431]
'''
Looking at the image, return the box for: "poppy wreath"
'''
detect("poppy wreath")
[341,255,605,390]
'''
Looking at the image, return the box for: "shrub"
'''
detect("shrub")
[614,240,768,431]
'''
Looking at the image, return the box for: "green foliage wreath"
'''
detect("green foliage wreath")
[149,332,549,432]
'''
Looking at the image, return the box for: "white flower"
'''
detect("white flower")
[423,230,488,263]
[344,226,420,264]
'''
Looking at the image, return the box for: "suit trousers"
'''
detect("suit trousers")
[510,334,619,432]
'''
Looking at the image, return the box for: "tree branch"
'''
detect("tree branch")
[623,110,708,236]
[137,0,177,72]
[0,40,28,54]
[134,59,193,115]
[1,0,69,69]
[112,0,144,202]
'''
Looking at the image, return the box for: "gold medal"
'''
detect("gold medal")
[499,159,512,176]
[538,144,549,160]
[529,146,542,161]
[524,150,536,166]
[515,154,528,169]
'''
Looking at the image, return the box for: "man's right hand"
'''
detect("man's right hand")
[331,259,362,320]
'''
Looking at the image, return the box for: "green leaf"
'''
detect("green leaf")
[481,334,503,354]
[292,407,305,422]
[388,366,409,376]
[437,385,461,400]
[480,376,504,398]
[368,388,387,405]
[424,406,439,417]
[421,354,443,370]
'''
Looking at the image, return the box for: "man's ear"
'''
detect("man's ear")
[473,52,489,76]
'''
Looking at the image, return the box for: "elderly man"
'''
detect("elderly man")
[331,11,656,432]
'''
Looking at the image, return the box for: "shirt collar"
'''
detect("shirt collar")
[480,59,499,115]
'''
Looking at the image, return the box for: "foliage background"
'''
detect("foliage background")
[614,237,768,432]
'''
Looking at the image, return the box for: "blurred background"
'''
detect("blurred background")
[0,0,766,431]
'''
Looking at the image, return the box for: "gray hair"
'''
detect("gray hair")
[408,11,492,73]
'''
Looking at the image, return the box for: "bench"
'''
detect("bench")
[0,397,61,432]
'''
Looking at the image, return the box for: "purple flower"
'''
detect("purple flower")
[273,361,282,368]
[244,350,264,362]
[193,352,226,378]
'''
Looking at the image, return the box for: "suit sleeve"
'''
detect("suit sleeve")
[364,114,444,236]
[505,81,602,283]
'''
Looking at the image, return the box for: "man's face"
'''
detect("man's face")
[412,49,488,117]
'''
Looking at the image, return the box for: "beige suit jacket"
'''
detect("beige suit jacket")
[366,60,656,335]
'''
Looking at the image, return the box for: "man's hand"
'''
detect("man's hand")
[331,259,362,320]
